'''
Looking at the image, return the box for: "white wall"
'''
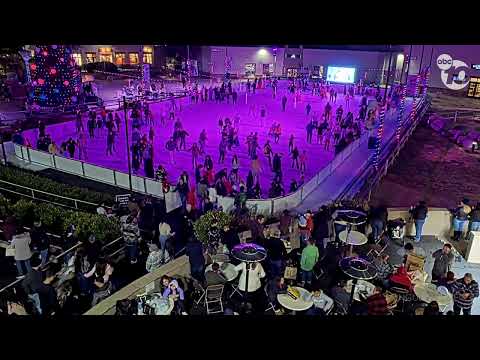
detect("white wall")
[207,46,285,76]
[303,48,388,83]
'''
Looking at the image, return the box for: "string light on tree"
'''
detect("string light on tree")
[373,103,386,170]
[29,45,80,108]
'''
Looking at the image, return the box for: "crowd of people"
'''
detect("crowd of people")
[2,183,480,316]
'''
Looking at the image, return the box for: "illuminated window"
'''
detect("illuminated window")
[99,47,112,54]
[99,54,113,62]
[115,52,126,65]
[143,46,153,53]
[129,52,139,65]
[143,52,153,64]
[72,53,82,66]
[86,52,97,63]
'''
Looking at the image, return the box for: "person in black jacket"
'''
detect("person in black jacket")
[37,267,60,316]
[410,201,428,243]
[469,202,480,232]
[369,204,388,241]
[30,221,50,268]
[264,231,287,279]
[222,225,240,252]
[185,236,205,282]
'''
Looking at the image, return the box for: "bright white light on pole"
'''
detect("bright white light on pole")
[258,48,268,57]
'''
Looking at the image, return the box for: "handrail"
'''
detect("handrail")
[337,96,431,202]
[0,179,102,207]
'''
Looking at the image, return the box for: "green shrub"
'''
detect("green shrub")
[194,210,232,245]
[0,167,114,206]
[0,195,11,218]
[4,197,120,244]
[12,199,36,227]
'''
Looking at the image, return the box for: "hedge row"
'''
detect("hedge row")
[0,167,114,206]
[0,196,120,244]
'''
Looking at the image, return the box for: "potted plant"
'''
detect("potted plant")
[193,210,232,255]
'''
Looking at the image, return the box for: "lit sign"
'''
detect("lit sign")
[472,64,480,70]
[467,76,480,98]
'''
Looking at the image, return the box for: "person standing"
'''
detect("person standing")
[106,130,115,156]
[299,150,307,173]
[452,199,472,242]
[11,228,33,279]
[186,236,205,283]
[30,221,50,268]
[410,201,428,243]
[452,273,479,315]
[306,103,312,116]
[431,244,454,283]
[263,140,273,169]
[145,243,163,273]
[281,95,287,112]
[469,202,480,232]
[158,220,174,260]
[300,238,319,286]
[288,134,295,154]
[291,146,300,169]
[122,214,140,265]
[306,121,314,144]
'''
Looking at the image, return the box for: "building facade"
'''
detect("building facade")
[200,45,402,84]
[71,45,154,67]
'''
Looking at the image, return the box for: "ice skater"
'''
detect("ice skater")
[291,146,300,169]
[199,129,207,154]
[75,110,84,133]
[306,120,315,144]
[288,134,295,154]
[166,137,176,165]
[306,103,312,116]
[218,138,227,164]
[260,105,267,126]
[106,130,115,156]
[299,150,307,173]
[77,131,87,160]
[274,123,281,144]
[149,127,155,144]
[281,95,287,112]
[263,140,273,169]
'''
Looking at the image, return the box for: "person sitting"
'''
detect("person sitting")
[266,276,287,311]
[403,242,415,264]
[438,271,456,293]
[389,265,413,292]
[205,262,227,287]
[330,280,350,312]
[162,279,187,315]
[423,301,440,316]
[374,254,394,288]
[366,286,389,316]
[146,243,163,273]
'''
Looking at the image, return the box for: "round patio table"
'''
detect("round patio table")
[277,287,313,312]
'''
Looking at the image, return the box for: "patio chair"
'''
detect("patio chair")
[366,232,388,259]
[332,299,348,315]
[389,286,415,313]
[211,253,230,264]
[436,286,451,313]
[205,284,224,315]
[191,278,206,305]
[264,283,281,314]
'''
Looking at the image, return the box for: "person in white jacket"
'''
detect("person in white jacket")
[11,230,33,278]
[235,261,265,293]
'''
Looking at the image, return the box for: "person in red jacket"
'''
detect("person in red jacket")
[389,265,413,291]
[367,287,389,315]
[186,188,197,210]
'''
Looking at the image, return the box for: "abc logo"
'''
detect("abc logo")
[437,54,453,71]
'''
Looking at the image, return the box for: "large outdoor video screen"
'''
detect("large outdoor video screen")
[326,66,356,84]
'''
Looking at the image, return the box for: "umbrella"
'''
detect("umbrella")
[340,256,377,280]
[339,256,378,309]
[231,243,267,263]
[231,243,267,305]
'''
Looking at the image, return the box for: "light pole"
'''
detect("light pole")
[123,96,133,191]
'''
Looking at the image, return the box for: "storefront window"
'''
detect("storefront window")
[86,52,97,63]
[129,52,139,65]
[72,53,82,66]
[143,52,153,64]
[98,47,113,63]
[115,52,126,65]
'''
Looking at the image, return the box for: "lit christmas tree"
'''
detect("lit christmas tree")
[29,45,81,108]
